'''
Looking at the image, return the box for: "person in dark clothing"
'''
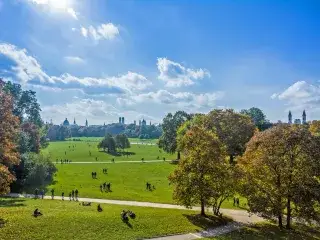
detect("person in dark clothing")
[62,192,65,201]
[97,204,103,212]
[121,210,129,222]
[51,189,54,199]
[34,188,39,199]
[128,211,136,219]
[71,190,75,200]
[233,197,236,206]
[69,192,72,201]
[75,189,79,201]
[236,198,240,207]
[33,208,42,217]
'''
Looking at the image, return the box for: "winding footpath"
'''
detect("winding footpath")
[7,193,264,239]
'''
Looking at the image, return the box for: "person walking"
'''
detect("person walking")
[51,189,54,200]
[62,192,65,201]
[75,189,79,201]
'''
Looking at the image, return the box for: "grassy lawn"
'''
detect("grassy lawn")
[38,138,246,209]
[42,140,175,162]
[38,162,245,209]
[66,137,158,144]
[0,198,229,240]
[203,222,320,240]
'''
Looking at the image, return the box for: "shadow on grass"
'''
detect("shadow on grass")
[183,213,231,231]
[99,151,136,157]
[0,198,26,208]
[0,218,7,228]
[223,223,320,240]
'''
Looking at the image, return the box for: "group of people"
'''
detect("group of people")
[47,189,79,201]
[100,182,112,192]
[146,182,155,191]
[233,197,240,207]
[34,188,45,199]
[102,168,108,174]
[56,159,72,164]
[121,210,136,222]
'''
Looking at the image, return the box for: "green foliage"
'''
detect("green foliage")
[3,81,43,127]
[159,111,192,159]
[238,124,320,228]
[240,107,272,131]
[98,134,116,153]
[14,153,57,191]
[205,109,256,163]
[169,125,228,216]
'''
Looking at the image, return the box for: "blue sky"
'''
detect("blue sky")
[0,0,319,125]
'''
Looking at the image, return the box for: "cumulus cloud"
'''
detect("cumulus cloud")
[157,58,210,87]
[41,98,159,125]
[0,43,151,95]
[64,56,85,64]
[80,23,119,41]
[26,0,78,19]
[272,81,320,111]
[122,89,224,108]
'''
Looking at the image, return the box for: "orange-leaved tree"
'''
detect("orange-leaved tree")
[0,79,20,194]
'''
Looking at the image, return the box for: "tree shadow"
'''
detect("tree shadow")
[0,218,7,228]
[183,213,231,230]
[0,198,26,208]
[98,151,136,157]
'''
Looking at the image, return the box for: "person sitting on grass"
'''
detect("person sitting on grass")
[97,204,103,212]
[82,202,91,206]
[121,210,129,222]
[128,211,136,219]
[33,208,43,217]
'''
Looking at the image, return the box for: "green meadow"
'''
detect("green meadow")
[0,198,229,240]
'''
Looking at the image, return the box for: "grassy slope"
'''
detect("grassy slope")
[203,222,320,240]
[0,198,229,240]
[42,140,174,163]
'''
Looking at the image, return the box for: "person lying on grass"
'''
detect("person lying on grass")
[97,204,103,212]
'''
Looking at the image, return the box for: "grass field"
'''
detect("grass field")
[39,138,246,210]
[0,198,229,240]
[42,140,175,163]
[204,222,320,240]
[66,137,159,144]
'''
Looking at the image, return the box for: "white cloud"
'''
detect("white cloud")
[41,98,159,125]
[81,27,88,37]
[26,0,78,20]
[157,58,210,87]
[272,81,320,111]
[80,23,119,41]
[126,89,224,108]
[67,8,78,20]
[64,56,85,64]
[0,43,151,94]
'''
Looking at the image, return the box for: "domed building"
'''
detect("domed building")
[63,118,70,126]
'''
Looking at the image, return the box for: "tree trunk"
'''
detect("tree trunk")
[200,199,206,216]
[286,197,291,229]
[229,155,234,164]
[278,214,283,228]
[177,151,181,160]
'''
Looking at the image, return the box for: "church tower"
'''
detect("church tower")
[73,118,76,125]
[302,110,307,124]
[288,111,292,124]
[85,119,88,127]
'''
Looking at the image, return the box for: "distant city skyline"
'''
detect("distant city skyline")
[0,0,320,125]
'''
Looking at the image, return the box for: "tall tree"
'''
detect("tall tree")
[240,107,271,131]
[0,81,20,194]
[205,109,256,164]
[159,111,192,160]
[3,81,43,127]
[169,125,227,216]
[98,134,116,153]
[238,124,320,228]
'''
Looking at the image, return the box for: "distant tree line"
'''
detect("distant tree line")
[46,122,162,141]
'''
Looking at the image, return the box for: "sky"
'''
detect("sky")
[0,0,319,125]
